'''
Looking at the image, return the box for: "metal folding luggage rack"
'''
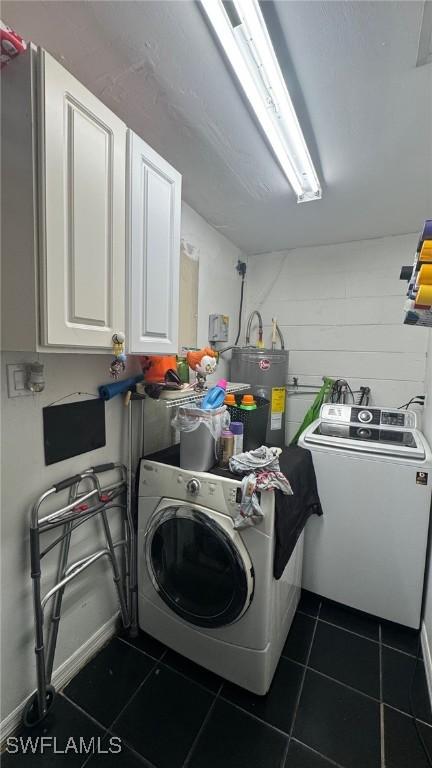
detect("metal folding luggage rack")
[23,462,137,727]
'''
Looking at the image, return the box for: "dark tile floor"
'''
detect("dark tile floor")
[3,591,432,767]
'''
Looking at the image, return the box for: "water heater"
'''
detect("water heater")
[230,347,289,447]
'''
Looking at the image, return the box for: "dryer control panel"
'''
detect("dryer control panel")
[320,404,416,429]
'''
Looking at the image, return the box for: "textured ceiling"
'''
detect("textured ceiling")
[3,0,432,254]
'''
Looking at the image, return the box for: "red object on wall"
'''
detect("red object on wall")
[0,21,26,68]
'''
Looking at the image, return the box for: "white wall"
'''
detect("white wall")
[183,202,244,379]
[0,202,244,726]
[420,331,432,673]
[0,352,142,726]
[422,330,432,444]
[143,202,244,456]
[245,233,428,442]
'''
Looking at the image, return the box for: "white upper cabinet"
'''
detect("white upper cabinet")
[127,131,181,354]
[41,51,126,348]
[1,47,181,355]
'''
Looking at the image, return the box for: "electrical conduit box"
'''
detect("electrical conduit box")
[208,314,229,343]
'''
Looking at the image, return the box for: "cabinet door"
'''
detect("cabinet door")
[40,51,126,348]
[128,131,181,354]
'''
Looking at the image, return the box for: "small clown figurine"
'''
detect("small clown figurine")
[186,347,218,390]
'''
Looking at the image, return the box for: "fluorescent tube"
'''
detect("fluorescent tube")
[201,0,322,202]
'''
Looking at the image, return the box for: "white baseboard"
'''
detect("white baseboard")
[421,621,432,708]
[0,612,119,746]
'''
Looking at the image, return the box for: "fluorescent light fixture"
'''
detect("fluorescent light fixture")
[201,0,322,202]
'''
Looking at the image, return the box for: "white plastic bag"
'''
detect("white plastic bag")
[172,404,230,440]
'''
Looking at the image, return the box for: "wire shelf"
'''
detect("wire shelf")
[157,382,251,409]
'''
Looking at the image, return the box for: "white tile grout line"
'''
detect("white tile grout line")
[118,635,236,699]
[59,691,110,736]
[380,704,386,768]
[303,664,381,704]
[122,618,422,667]
[59,694,153,768]
[290,737,347,768]
[379,625,383,701]
[102,653,162,733]
[92,625,427,716]
[65,634,432,768]
[379,624,385,768]
[216,694,294,739]
[287,600,322,748]
[282,651,383,706]
[279,730,291,767]
[218,663,432,735]
[297,609,421,659]
[182,683,223,768]
[157,660,222,697]
[280,746,290,766]
[117,635,225,697]
[97,657,222,768]
[68,657,432,768]
[61,659,160,730]
[383,702,432,729]
[117,633,167,662]
[64,640,293,765]
[64,619,426,768]
[160,633,432,732]
[223,682,432,736]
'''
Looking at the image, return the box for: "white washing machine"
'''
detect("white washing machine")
[137,457,303,694]
[299,403,432,629]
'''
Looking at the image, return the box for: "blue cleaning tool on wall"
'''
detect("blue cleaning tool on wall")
[98,375,143,401]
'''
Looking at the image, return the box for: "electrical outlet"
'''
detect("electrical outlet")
[236,260,247,277]
[208,314,229,343]
[6,363,31,398]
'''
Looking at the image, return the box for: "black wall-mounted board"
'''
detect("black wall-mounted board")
[43,399,106,465]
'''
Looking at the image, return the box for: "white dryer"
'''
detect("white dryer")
[299,404,432,628]
[137,458,303,694]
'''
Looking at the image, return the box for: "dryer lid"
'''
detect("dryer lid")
[145,504,254,629]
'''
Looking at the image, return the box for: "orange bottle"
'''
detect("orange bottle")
[240,394,257,410]
[140,355,177,383]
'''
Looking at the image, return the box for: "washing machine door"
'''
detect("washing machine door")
[145,504,254,628]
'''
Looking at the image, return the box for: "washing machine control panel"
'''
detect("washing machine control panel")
[320,404,416,429]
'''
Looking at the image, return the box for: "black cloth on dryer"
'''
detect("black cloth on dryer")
[272,445,322,579]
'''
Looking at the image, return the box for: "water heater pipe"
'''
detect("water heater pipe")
[245,310,263,346]
[276,324,285,350]
[245,310,285,350]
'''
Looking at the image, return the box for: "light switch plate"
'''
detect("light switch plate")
[208,313,229,342]
[7,363,31,398]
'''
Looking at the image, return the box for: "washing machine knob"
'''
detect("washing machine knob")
[187,478,201,495]
[357,427,371,439]
[358,410,373,423]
